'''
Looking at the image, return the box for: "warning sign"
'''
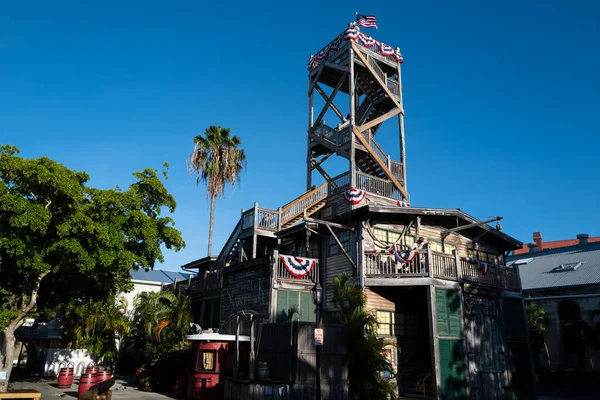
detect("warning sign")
[314,328,324,346]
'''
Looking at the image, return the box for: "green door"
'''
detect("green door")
[439,339,467,400]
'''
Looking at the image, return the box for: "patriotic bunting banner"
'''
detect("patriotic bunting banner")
[344,188,366,204]
[280,255,317,278]
[308,27,404,71]
[392,244,419,263]
[397,200,411,207]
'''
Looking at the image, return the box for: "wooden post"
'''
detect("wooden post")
[427,286,441,400]
[270,250,279,323]
[249,315,255,380]
[307,74,314,191]
[386,154,391,170]
[397,57,407,195]
[349,45,356,188]
[454,249,462,281]
[252,202,258,259]
[277,207,282,232]
[427,243,433,278]
[234,315,240,378]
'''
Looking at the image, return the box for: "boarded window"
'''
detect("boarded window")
[436,288,461,337]
[276,290,316,323]
[395,312,418,336]
[439,339,467,399]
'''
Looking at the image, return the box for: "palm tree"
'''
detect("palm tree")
[188,126,246,256]
[326,273,397,400]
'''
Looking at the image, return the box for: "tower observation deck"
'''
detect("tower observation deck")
[306,25,408,202]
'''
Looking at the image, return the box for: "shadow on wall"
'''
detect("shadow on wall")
[44,348,101,377]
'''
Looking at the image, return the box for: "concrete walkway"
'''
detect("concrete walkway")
[8,377,176,400]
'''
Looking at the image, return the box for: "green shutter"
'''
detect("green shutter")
[299,291,316,322]
[439,339,467,399]
[276,289,289,322]
[436,288,450,336]
[436,289,462,337]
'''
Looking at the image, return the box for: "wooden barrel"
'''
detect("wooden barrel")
[85,366,99,375]
[57,367,74,388]
[78,373,97,397]
[135,368,144,385]
[175,374,187,398]
[95,370,112,383]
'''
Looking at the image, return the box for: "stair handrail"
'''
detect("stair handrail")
[416,372,433,399]
[280,183,328,225]
[216,217,243,263]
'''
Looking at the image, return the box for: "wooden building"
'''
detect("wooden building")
[184,24,535,400]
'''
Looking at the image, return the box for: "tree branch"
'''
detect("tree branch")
[10,272,47,328]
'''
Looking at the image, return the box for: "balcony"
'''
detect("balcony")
[276,254,319,282]
[364,249,520,292]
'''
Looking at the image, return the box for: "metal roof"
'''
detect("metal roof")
[507,243,600,290]
[130,268,194,284]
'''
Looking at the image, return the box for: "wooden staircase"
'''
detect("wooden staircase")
[280,183,328,229]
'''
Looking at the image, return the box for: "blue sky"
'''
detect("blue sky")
[2,1,599,271]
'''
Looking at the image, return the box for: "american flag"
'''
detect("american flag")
[356,14,378,29]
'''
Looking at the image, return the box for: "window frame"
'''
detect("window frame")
[395,312,419,336]
[376,309,395,337]
[467,248,504,265]
[428,238,457,255]
[373,227,415,250]
[328,230,352,256]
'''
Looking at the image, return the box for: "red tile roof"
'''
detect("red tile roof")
[513,237,600,254]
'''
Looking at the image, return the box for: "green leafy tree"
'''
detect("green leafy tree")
[326,273,397,400]
[526,302,551,369]
[0,145,185,390]
[188,126,246,256]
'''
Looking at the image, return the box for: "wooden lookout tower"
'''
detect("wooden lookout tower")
[307,25,409,202]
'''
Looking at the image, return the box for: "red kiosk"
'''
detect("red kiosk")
[185,332,251,400]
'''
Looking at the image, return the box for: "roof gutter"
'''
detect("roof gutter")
[524,293,600,301]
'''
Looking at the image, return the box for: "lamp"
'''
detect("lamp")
[312,282,323,306]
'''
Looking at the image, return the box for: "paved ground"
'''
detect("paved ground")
[8,376,176,399]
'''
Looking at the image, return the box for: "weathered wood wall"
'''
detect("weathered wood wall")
[220,256,272,330]
[256,322,348,400]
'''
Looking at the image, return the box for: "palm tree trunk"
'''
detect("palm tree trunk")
[208,194,216,256]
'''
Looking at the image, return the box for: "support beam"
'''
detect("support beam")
[352,127,409,199]
[324,61,350,74]
[397,61,407,191]
[352,43,405,113]
[311,152,333,169]
[357,108,402,133]
[325,224,357,276]
[349,45,356,188]
[314,82,345,125]
[303,216,355,231]
[440,216,502,240]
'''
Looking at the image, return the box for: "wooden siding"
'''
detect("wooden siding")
[220,257,271,327]
[365,288,395,311]
[324,253,355,310]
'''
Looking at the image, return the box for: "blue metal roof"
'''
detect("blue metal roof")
[507,243,600,291]
[130,268,195,284]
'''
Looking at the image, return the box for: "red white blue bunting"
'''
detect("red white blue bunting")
[397,200,411,207]
[462,257,488,276]
[280,255,317,278]
[371,244,418,262]
[344,188,366,204]
[308,27,404,71]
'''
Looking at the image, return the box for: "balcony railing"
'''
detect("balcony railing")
[355,171,404,200]
[276,254,318,282]
[365,251,427,277]
[364,249,521,292]
[312,123,352,149]
[242,207,279,231]
[460,259,520,291]
[328,171,351,195]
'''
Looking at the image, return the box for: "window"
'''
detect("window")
[201,298,220,330]
[373,228,414,250]
[395,312,418,336]
[328,231,352,256]
[467,249,503,265]
[376,310,395,336]
[197,350,217,372]
[276,290,316,323]
[300,240,319,259]
[428,239,456,255]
